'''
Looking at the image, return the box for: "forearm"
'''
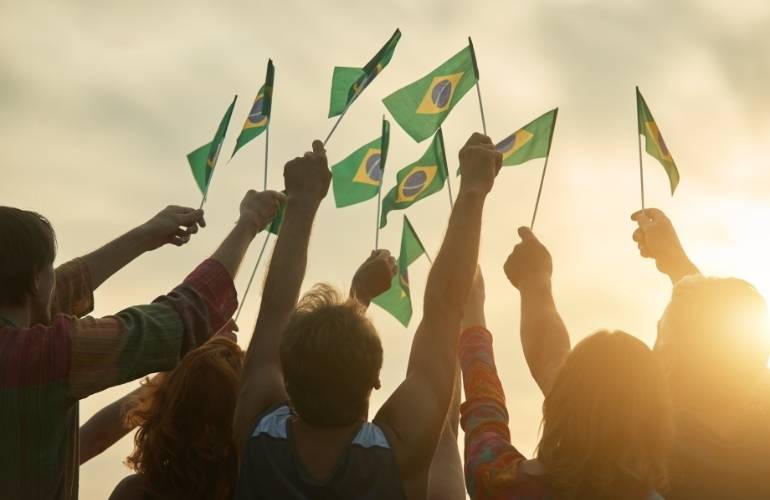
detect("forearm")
[666,255,700,284]
[78,374,162,464]
[519,278,570,394]
[410,191,485,374]
[245,197,318,361]
[81,227,151,289]
[211,219,260,279]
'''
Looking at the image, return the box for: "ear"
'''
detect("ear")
[374,378,381,391]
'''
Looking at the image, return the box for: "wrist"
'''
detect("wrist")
[455,188,487,203]
[234,216,261,238]
[287,193,322,212]
[517,274,552,292]
[129,225,154,254]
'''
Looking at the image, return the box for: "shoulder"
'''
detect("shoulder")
[109,474,146,500]
[0,320,72,388]
[249,403,292,440]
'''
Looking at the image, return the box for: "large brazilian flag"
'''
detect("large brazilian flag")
[187,95,237,194]
[379,129,448,228]
[637,87,679,194]
[383,44,478,142]
[232,60,274,158]
[329,29,401,117]
[331,118,390,208]
[372,215,428,326]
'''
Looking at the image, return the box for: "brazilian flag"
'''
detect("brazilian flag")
[331,118,390,208]
[187,95,237,194]
[379,129,448,228]
[457,108,558,175]
[637,87,679,194]
[329,29,401,117]
[383,44,478,142]
[232,60,275,158]
[372,215,428,326]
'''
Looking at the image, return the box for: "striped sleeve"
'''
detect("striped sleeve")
[67,258,237,399]
[459,327,525,500]
[51,258,94,318]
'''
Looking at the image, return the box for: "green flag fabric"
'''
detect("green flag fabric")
[379,129,448,228]
[187,95,237,194]
[457,108,558,175]
[232,60,275,158]
[383,44,478,142]
[331,118,390,208]
[328,29,401,118]
[372,215,427,326]
[637,87,679,194]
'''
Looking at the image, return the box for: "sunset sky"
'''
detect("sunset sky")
[2,0,770,497]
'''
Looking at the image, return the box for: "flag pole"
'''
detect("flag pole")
[438,128,454,208]
[235,124,273,323]
[635,86,646,212]
[475,81,487,136]
[323,99,354,147]
[530,108,558,230]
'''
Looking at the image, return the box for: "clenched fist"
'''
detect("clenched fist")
[239,190,286,231]
[350,249,398,306]
[504,227,552,289]
[284,140,331,204]
[458,133,502,197]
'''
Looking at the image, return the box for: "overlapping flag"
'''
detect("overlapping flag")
[372,216,428,326]
[232,60,274,158]
[383,44,478,142]
[331,118,390,208]
[187,96,238,195]
[329,29,401,117]
[636,87,679,194]
[379,129,448,228]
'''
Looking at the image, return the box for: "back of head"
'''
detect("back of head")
[537,330,673,499]
[280,284,383,428]
[126,337,244,500]
[658,276,770,396]
[0,207,56,309]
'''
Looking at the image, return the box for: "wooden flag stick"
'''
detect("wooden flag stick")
[475,81,488,136]
[530,155,549,230]
[375,180,383,250]
[323,98,356,147]
[637,122,646,212]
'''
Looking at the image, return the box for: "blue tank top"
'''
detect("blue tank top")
[235,405,406,499]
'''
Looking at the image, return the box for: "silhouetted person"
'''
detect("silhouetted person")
[233,134,501,499]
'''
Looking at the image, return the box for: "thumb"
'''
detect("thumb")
[312,140,325,155]
[518,226,537,242]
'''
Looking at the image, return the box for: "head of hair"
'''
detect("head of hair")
[658,276,770,396]
[537,330,673,499]
[280,284,383,427]
[125,337,244,500]
[0,207,56,307]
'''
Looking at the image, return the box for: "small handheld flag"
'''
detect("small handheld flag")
[187,95,237,208]
[372,215,430,326]
[636,87,679,209]
[324,29,401,146]
[329,29,401,118]
[232,60,274,159]
[383,43,478,142]
[331,118,390,208]
[379,129,448,228]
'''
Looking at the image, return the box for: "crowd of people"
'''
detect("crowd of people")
[1,134,769,499]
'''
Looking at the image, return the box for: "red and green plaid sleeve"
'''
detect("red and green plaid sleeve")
[51,258,94,318]
[459,327,527,500]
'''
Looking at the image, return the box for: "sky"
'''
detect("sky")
[2,0,770,498]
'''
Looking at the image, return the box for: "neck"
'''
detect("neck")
[0,305,30,328]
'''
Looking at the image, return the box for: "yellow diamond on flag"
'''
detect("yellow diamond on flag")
[352,148,383,187]
[244,92,268,130]
[644,121,673,162]
[496,129,534,161]
[396,166,438,203]
[416,72,464,115]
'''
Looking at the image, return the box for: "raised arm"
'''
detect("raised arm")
[79,373,164,464]
[504,227,569,395]
[631,208,700,284]
[80,206,206,290]
[428,268,485,500]
[233,141,331,452]
[62,190,280,400]
[375,133,501,496]
[349,249,397,308]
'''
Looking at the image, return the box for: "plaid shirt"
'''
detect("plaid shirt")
[0,258,237,500]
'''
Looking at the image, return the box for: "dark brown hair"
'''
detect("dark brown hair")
[280,284,383,427]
